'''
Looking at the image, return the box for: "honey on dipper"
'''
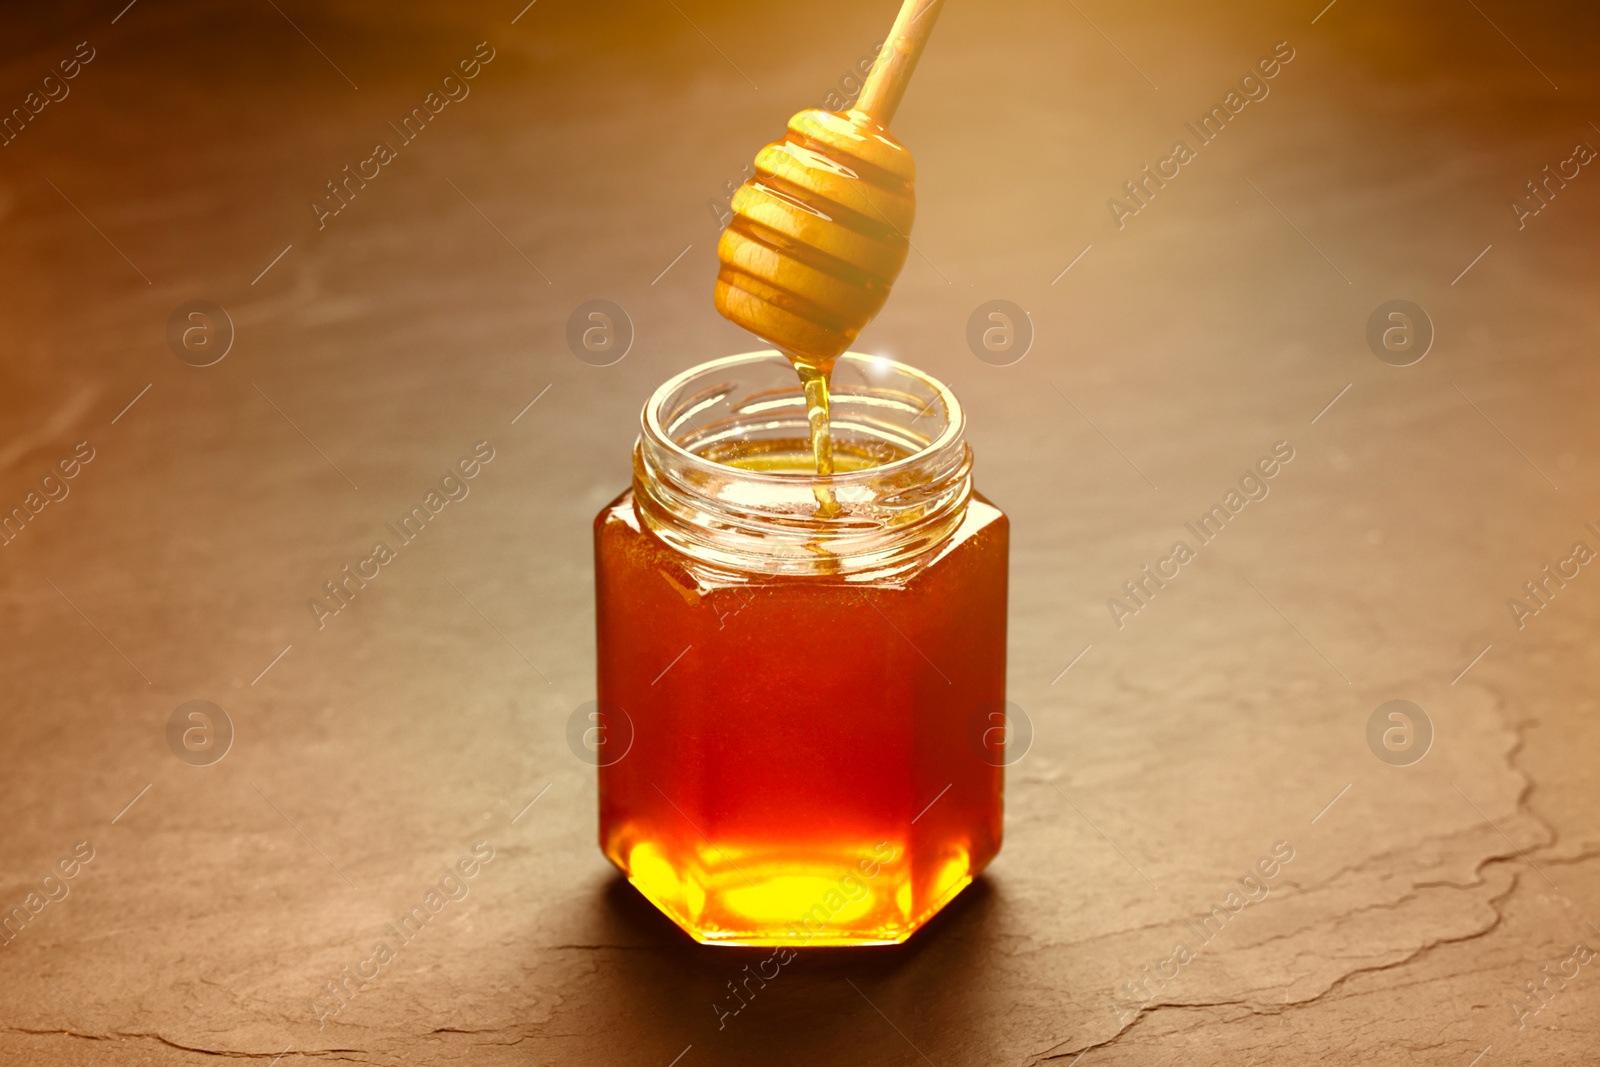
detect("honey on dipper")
[592,0,1010,948]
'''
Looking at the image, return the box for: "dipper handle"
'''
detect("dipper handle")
[855,0,946,126]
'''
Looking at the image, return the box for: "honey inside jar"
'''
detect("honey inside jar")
[593,352,1007,945]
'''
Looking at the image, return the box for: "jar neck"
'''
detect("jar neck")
[634,351,972,578]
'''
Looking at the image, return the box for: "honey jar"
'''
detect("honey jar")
[593,350,1007,945]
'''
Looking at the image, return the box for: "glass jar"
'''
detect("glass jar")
[592,350,1008,946]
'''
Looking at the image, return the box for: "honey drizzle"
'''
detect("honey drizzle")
[790,356,842,517]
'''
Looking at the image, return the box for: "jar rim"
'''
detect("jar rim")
[641,349,965,483]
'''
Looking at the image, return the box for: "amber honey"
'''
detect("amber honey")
[593,352,1007,945]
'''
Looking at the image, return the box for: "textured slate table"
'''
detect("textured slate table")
[2,1,1598,1063]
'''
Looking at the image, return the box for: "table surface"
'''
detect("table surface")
[3,1,1599,1064]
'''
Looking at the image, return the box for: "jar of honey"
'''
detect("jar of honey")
[592,350,1008,945]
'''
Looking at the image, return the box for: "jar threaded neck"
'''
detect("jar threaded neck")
[635,350,971,577]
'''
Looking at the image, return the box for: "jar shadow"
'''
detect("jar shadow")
[587,872,1002,1063]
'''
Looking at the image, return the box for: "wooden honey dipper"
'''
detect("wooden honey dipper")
[713,0,946,478]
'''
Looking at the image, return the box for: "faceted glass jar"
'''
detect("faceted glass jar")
[592,350,1008,946]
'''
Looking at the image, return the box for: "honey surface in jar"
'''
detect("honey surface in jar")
[593,446,1007,946]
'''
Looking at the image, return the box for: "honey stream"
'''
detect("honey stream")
[790,356,841,516]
